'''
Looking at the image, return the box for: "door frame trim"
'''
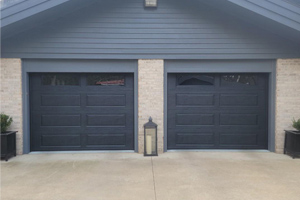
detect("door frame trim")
[164,60,276,152]
[22,59,138,154]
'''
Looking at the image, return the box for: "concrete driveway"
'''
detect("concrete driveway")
[1,152,300,200]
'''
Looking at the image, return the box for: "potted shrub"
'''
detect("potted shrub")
[292,118,300,133]
[1,113,17,161]
[284,118,300,159]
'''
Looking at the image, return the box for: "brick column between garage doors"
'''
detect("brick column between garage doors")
[276,59,300,153]
[138,60,164,154]
[0,58,23,155]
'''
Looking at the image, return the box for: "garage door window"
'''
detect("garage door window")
[221,74,258,86]
[87,74,125,86]
[42,74,80,86]
[177,74,214,86]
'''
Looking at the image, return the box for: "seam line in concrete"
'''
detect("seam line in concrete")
[151,157,157,200]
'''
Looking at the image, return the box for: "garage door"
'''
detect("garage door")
[167,73,268,150]
[30,73,134,151]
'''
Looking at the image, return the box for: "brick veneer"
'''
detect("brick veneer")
[276,59,300,153]
[138,60,164,154]
[0,59,23,154]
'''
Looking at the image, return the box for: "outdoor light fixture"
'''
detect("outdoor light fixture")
[144,117,158,156]
[145,0,157,8]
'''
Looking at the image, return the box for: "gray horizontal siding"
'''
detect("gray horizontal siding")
[2,0,300,59]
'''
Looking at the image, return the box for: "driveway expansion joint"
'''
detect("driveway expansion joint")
[151,157,157,200]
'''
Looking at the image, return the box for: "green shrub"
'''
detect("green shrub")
[1,113,13,133]
[292,118,300,131]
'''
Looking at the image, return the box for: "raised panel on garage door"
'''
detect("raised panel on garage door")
[30,73,134,151]
[167,73,268,150]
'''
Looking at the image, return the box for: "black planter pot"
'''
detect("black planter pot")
[284,130,300,159]
[1,131,17,161]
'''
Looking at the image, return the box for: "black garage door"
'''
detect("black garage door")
[167,73,268,150]
[30,73,134,151]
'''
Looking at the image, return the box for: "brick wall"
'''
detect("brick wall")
[276,59,300,153]
[0,59,23,154]
[138,60,164,154]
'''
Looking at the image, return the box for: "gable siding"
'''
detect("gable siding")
[228,0,300,31]
[2,0,300,59]
[0,0,70,27]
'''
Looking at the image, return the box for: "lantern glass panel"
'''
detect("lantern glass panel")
[145,128,156,155]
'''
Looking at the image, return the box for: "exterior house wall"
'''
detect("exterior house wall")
[275,59,300,153]
[0,58,23,154]
[1,58,300,154]
[138,60,164,154]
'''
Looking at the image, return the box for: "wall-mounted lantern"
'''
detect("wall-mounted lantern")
[144,117,158,156]
[145,0,157,8]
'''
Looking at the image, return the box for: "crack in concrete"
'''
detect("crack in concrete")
[151,157,157,200]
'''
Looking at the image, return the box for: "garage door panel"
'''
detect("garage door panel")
[40,94,81,107]
[34,130,83,136]
[86,94,126,107]
[176,114,215,126]
[31,113,83,129]
[220,114,258,126]
[84,89,133,94]
[176,94,215,106]
[30,73,134,151]
[31,95,82,112]
[41,114,81,127]
[220,134,258,146]
[169,125,216,131]
[168,113,218,128]
[32,94,133,110]
[32,106,133,113]
[168,73,268,150]
[220,94,258,106]
[168,132,217,149]
[41,135,81,147]
[86,134,126,146]
[176,132,215,145]
[84,108,134,114]
[170,93,266,109]
[169,107,221,113]
[76,109,134,114]
[86,114,126,127]
[86,113,133,128]
[31,87,82,93]
[169,113,264,127]
[173,145,216,149]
